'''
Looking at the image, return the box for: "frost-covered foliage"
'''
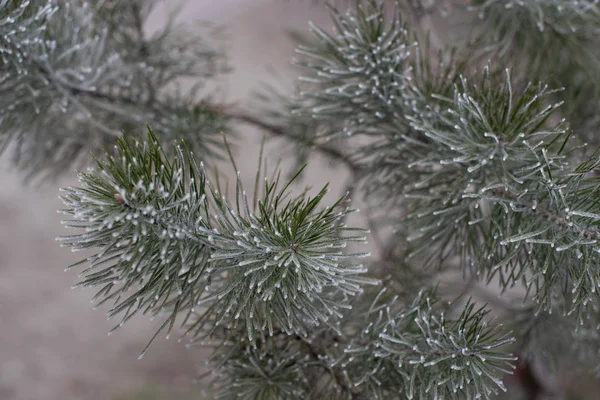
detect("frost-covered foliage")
[207,332,312,400]
[58,128,372,353]
[286,0,600,395]
[201,288,513,400]
[0,0,228,181]
[297,0,600,322]
[400,65,600,321]
[465,0,600,138]
[341,290,515,399]
[294,0,414,137]
[468,0,600,60]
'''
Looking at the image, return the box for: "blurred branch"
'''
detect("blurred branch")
[222,109,359,173]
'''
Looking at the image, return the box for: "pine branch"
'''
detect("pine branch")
[57,127,374,355]
[208,335,311,400]
[356,40,468,205]
[0,0,228,180]
[205,327,344,400]
[467,0,600,66]
[389,65,600,320]
[14,0,600,397]
[223,107,358,173]
[465,0,600,138]
[339,289,516,399]
[293,0,414,138]
[1,1,358,180]
[202,284,517,399]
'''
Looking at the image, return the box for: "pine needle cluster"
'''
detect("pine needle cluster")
[340,289,515,399]
[465,0,600,138]
[0,0,228,181]
[58,128,373,354]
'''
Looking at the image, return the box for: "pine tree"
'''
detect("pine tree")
[4,0,600,398]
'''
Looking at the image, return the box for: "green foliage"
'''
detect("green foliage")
[57,128,372,355]
[294,0,413,137]
[0,0,228,181]
[207,333,311,400]
[203,287,515,400]
[466,0,600,138]
[288,0,600,395]
[355,42,467,204]
[340,290,515,399]
[468,0,600,63]
[399,66,600,320]
[295,0,600,322]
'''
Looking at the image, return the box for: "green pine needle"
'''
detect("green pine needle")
[57,127,373,353]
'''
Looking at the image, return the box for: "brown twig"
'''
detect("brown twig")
[491,187,600,241]
[222,110,359,174]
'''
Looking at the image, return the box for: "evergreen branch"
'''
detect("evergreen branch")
[203,323,351,399]
[222,107,358,173]
[294,0,414,138]
[209,336,311,400]
[57,127,373,353]
[10,0,600,397]
[205,282,516,400]
[356,41,467,205]
[398,65,600,320]
[468,0,600,66]
[465,0,600,137]
[339,289,516,399]
[0,0,354,178]
[0,0,228,181]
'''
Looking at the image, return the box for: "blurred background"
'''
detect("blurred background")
[0,1,350,399]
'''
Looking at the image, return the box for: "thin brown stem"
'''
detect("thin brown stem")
[493,187,600,240]
[223,110,358,174]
